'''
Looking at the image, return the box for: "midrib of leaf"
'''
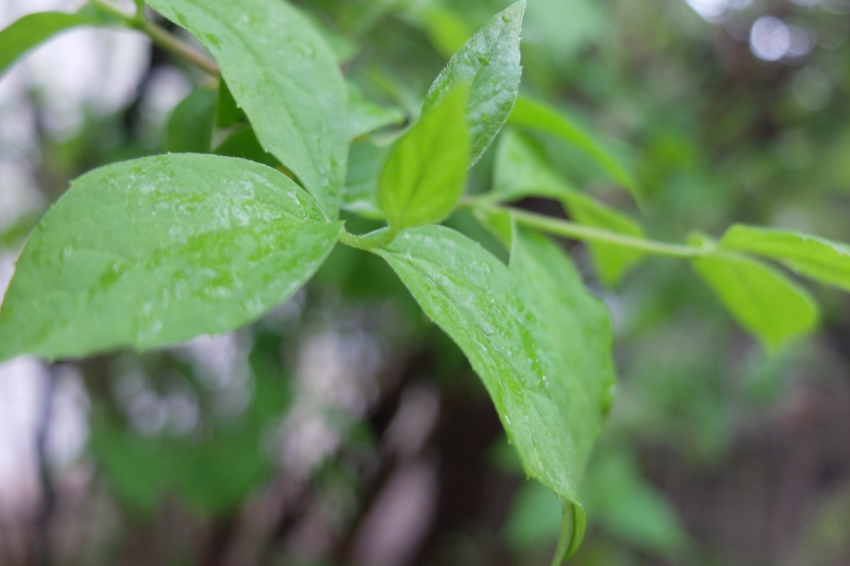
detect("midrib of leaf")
[389,250,587,483]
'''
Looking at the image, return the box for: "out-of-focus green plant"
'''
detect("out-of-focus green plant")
[1,0,849,563]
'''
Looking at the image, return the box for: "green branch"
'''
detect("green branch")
[89,0,219,76]
[339,226,397,250]
[471,200,721,259]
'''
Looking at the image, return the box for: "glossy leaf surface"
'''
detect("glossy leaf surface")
[146,0,348,218]
[509,96,638,198]
[377,225,615,506]
[690,237,819,349]
[166,87,217,154]
[422,1,524,165]
[720,224,850,292]
[0,11,98,77]
[378,87,469,231]
[0,154,342,362]
[494,130,644,286]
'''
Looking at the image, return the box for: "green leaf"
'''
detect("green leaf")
[509,96,639,200]
[690,236,819,349]
[0,154,342,362]
[494,130,645,286]
[377,225,615,511]
[343,140,389,219]
[378,86,469,231]
[552,501,588,564]
[422,1,525,165]
[347,84,405,141]
[719,224,850,292]
[0,11,99,77]
[562,191,645,286]
[216,79,246,129]
[146,0,348,219]
[213,127,280,169]
[166,87,217,154]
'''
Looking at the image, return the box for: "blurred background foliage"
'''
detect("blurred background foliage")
[1,0,850,565]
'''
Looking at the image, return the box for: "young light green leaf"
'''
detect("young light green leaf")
[508,96,639,199]
[552,502,588,564]
[146,0,348,219]
[720,224,850,292]
[347,84,405,141]
[0,11,99,77]
[494,130,645,286]
[378,86,469,231]
[166,87,217,154]
[377,225,615,512]
[690,236,819,349]
[0,154,343,362]
[422,1,525,164]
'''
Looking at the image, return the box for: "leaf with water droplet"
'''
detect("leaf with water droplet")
[0,154,342,362]
[377,224,615,551]
[422,1,525,165]
[146,0,348,219]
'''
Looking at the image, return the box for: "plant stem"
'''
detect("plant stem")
[339,227,396,250]
[473,201,714,259]
[88,0,220,76]
[138,19,220,76]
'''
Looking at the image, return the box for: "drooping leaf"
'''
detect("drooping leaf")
[508,96,639,200]
[347,83,405,141]
[146,0,348,218]
[720,224,850,292]
[378,86,469,231]
[690,235,819,349]
[213,127,280,169]
[422,1,525,164]
[0,11,100,77]
[166,87,217,153]
[493,130,645,286]
[0,154,343,362]
[377,225,615,515]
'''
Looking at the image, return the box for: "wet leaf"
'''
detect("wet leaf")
[0,154,342,362]
[422,1,524,165]
[377,225,615,511]
[147,0,348,218]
